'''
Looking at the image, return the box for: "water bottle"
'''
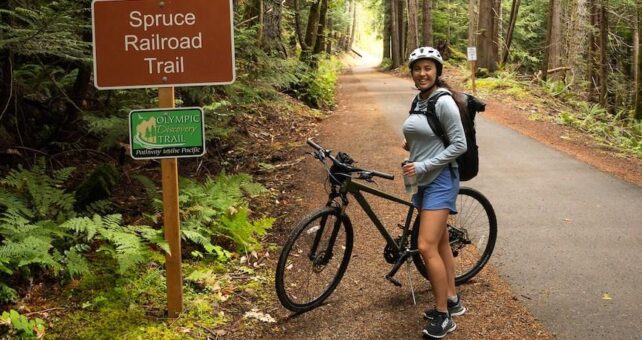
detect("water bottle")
[402,160,418,194]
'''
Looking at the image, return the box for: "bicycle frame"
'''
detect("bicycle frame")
[330,178,417,256]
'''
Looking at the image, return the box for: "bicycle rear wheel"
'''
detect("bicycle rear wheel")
[275,207,353,313]
[411,187,497,285]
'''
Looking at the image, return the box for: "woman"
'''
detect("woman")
[401,46,467,338]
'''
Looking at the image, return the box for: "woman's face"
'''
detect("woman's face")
[411,59,438,92]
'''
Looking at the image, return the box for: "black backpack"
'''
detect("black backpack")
[409,91,485,181]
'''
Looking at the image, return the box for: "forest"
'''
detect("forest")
[0,0,640,337]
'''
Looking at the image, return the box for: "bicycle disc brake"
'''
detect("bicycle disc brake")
[312,251,331,272]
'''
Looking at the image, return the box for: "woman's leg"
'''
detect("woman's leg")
[417,209,450,311]
[439,220,457,297]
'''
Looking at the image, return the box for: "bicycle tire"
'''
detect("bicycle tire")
[411,187,497,285]
[275,207,353,313]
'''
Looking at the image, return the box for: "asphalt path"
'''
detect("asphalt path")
[349,60,642,339]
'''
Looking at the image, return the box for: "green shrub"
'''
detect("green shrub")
[298,56,342,109]
[557,103,642,157]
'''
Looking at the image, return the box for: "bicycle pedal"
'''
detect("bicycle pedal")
[385,275,402,287]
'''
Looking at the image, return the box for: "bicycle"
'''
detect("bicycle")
[275,138,497,313]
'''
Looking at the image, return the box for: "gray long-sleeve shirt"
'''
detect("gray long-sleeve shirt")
[402,88,467,186]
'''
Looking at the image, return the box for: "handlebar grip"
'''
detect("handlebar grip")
[372,170,394,180]
[306,138,323,151]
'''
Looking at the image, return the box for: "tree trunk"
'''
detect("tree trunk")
[301,0,321,61]
[293,0,308,50]
[312,0,328,56]
[502,0,520,63]
[384,0,391,59]
[567,0,588,92]
[599,3,608,108]
[326,18,333,54]
[262,0,287,58]
[348,0,357,51]
[493,0,501,59]
[391,0,401,68]
[542,0,563,81]
[468,0,478,47]
[407,0,419,53]
[635,0,642,122]
[398,0,406,57]
[634,7,639,87]
[477,0,499,72]
[258,0,264,44]
[588,0,598,98]
[422,0,433,46]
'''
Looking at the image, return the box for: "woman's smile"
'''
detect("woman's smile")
[411,59,438,92]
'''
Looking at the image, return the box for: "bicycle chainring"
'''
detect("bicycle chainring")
[383,236,405,264]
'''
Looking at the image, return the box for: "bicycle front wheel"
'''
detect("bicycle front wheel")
[412,187,497,285]
[275,207,353,313]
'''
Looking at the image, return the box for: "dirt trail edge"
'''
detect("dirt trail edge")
[265,68,552,339]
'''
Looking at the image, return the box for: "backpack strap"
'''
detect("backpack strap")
[408,91,451,147]
[409,91,458,177]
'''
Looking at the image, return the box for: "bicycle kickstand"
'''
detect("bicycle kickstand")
[385,249,418,287]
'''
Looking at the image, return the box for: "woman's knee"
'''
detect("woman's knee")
[418,237,439,258]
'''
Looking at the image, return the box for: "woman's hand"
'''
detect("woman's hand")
[402,139,409,151]
[402,162,416,177]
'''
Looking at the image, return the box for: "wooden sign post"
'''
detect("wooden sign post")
[159,88,182,317]
[92,0,235,318]
[467,47,477,94]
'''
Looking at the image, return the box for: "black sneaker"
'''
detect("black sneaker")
[422,311,456,338]
[423,295,466,319]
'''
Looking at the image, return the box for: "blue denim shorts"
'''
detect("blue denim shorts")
[412,167,460,214]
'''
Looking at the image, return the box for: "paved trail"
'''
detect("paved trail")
[306,62,641,339]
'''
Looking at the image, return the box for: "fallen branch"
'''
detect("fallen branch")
[25,307,65,316]
[546,66,570,74]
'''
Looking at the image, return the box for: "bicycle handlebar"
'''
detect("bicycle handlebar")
[306,138,395,180]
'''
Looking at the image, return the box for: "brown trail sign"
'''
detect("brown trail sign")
[92,0,235,89]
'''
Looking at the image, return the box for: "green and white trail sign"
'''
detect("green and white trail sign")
[129,107,205,159]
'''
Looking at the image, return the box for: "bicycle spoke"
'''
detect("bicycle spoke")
[280,212,349,308]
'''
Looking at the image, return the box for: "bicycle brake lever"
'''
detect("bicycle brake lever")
[359,173,377,185]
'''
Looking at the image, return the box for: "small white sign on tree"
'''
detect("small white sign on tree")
[467,47,477,61]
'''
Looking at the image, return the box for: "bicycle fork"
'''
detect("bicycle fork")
[308,200,347,265]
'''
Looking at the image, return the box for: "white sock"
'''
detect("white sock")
[448,295,458,303]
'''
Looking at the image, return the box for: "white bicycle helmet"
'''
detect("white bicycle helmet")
[408,46,443,75]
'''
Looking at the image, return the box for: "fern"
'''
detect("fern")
[60,214,160,274]
[0,188,33,218]
[218,206,274,252]
[84,200,113,215]
[0,282,18,304]
[0,236,62,274]
[178,173,272,256]
[63,248,90,277]
[2,159,76,221]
